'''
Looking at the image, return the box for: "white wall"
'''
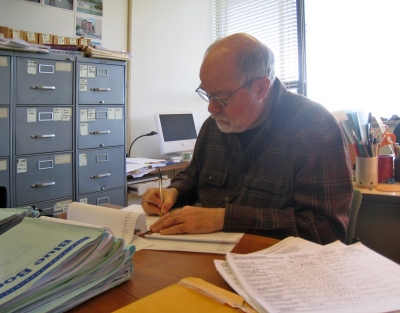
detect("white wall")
[129,0,213,158]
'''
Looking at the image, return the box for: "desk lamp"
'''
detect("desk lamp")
[127,131,158,157]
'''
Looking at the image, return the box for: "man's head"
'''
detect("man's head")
[198,33,275,133]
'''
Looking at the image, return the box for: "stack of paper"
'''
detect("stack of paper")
[0,206,40,235]
[0,217,135,312]
[126,157,166,178]
[218,237,400,313]
[82,44,131,61]
[0,38,49,53]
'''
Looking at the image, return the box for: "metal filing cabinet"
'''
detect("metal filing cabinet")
[76,58,126,207]
[0,51,12,207]
[4,52,126,211]
[12,53,74,211]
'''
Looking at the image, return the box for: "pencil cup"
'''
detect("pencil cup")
[355,156,378,188]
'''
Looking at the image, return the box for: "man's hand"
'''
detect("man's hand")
[142,187,178,216]
[149,206,225,234]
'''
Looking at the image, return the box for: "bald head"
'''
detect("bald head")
[202,33,275,84]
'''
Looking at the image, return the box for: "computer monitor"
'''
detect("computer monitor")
[154,111,198,158]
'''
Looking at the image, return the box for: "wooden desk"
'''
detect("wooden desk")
[354,184,400,264]
[67,234,279,313]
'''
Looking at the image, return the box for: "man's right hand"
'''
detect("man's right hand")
[141,187,179,216]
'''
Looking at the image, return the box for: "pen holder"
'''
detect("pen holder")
[355,156,378,188]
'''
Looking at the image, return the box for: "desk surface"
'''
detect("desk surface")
[67,234,279,313]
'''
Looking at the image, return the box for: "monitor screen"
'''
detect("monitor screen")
[154,111,198,156]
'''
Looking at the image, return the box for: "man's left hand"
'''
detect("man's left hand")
[149,206,225,235]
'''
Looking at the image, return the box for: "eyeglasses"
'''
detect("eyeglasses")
[195,78,257,108]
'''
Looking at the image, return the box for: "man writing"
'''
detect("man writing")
[142,33,353,244]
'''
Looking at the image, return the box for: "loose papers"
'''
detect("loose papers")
[220,237,400,313]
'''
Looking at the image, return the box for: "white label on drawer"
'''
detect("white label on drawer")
[0,160,7,171]
[80,123,88,136]
[79,198,88,204]
[88,65,96,78]
[115,107,123,120]
[56,62,71,72]
[79,79,87,91]
[80,109,88,122]
[27,60,37,75]
[62,108,71,121]
[54,203,62,213]
[108,108,116,119]
[0,56,7,67]
[80,65,88,77]
[53,108,62,121]
[0,108,7,118]
[79,153,87,166]
[17,159,27,173]
[55,154,71,164]
[27,108,36,122]
[88,109,96,121]
[62,204,69,213]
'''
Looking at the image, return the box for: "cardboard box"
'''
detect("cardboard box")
[0,26,11,38]
[38,33,53,45]
[25,31,39,44]
[9,28,25,39]
[53,35,66,45]
[78,37,91,46]
[66,37,77,45]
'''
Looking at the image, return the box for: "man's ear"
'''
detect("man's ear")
[252,76,271,100]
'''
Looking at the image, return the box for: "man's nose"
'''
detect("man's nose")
[208,99,223,113]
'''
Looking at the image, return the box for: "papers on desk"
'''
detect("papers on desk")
[0,38,50,53]
[122,204,244,254]
[0,217,135,312]
[216,236,400,313]
[126,157,166,178]
[0,206,40,234]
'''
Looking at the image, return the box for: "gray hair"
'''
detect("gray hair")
[236,40,275,84]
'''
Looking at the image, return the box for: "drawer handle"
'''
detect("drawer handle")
[31,182,56,188]
[90,173,111,179]
[90,88,111,91]
[31,86,56,90]
[90,130,111,135]
[30,134,55,138]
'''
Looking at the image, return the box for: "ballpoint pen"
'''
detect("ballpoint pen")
[158,168,163,203]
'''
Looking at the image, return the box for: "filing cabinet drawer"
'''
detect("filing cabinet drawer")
[77,147,125,194]
[78,188,126,207]
[28,198,73,216]
[15,106,73,155]
[15,153,73,206]
[0,107,10,157]
[15,56,73,105]
[0,53,11,105]
[0,158,10,207]
[77,62,125,105]
[77,106,124,149]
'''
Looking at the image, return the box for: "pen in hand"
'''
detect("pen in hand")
[158,168,163,212]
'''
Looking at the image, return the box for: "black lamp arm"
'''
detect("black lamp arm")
[127,131,157,157]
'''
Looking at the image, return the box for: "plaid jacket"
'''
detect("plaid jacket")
[170,78,353,244]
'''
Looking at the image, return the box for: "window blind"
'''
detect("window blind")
[212,0,301,91]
